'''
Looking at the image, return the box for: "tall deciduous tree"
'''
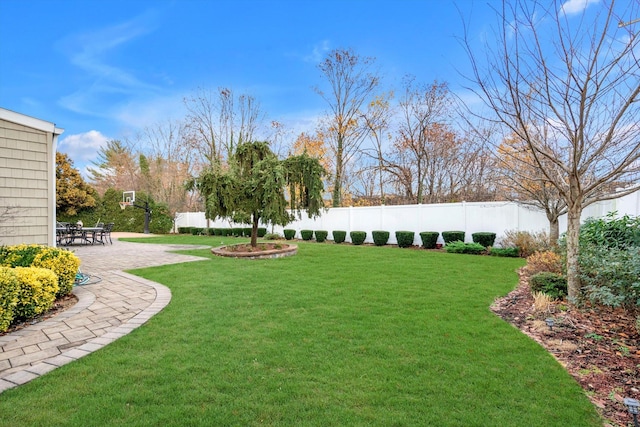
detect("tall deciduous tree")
[361,92,394,205]
[138,121,199,216]
[188,141,325,247]
[87,140,139,195]
[316,48,380,207]
[183,87,265,167]
[464,0,640,301]
[56,152,96,216]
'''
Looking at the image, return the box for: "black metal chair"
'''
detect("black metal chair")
[98,223,114,245]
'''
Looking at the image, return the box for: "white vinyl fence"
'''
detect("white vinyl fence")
[175,189,640,246]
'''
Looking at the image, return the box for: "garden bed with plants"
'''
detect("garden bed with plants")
[492,275,639,427]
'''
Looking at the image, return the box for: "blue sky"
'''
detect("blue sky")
[0,0,598,175]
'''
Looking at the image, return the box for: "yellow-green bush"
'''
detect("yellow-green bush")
[33,248,80,297]
[0,244,80,298]
[0,267,20,332]
[13,267,59,320]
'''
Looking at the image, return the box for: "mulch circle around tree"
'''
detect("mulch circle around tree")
[491,270,639,427]
[211,242,298,259]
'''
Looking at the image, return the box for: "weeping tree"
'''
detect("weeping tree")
[189,141,326,247]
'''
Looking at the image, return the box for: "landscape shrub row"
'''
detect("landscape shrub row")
[178,227,266,237]
[0,244,81,333]
[279,229,501,251]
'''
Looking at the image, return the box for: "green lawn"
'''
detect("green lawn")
[0,236,601,426]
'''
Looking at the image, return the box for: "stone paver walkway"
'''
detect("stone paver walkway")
[0,233,209,393]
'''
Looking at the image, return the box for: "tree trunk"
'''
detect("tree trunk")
[251,214,259,247]
[548,216,559,247]
[332,140,343,207]
[565,204,582,302]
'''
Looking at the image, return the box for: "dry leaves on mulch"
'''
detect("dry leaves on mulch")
[491,270,639,427]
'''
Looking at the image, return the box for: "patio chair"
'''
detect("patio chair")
[56,223,71,246]
[98,223,114,245]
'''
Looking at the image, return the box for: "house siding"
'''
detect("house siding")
[0,118,55,246]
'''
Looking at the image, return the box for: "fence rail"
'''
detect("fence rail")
[175,190,640,245]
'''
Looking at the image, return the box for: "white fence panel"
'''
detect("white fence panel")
[175,189,640,244]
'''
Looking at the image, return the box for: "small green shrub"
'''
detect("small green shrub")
[231,227,242,237]
[221,228,233,236]
[206,228,215,236]
[314,230,328,243]
[395,231,415,248]
[350,231,366,245]
[333,230,347,244]
[472,232,497,248]
[578,246,640,308]
[283,229,296,240]
[529,272,567,300]
[214,228,223,236]
[442,231,465,244]
[13,266,59,320]
[191,227,205,235]
[444,241,485,255]
[0,244,42,267]
[489,247,520,257]
[372,231,390,246]
[301,230,314,241]
[419,232,439,249]
[177,227,191,234]
[242,227,252,237]
[257,227,267,238]
[0,267,19,332]
[264,233,283,240]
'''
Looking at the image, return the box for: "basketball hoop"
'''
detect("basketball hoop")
[120,191,135,211]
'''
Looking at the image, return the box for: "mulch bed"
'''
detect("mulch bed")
[0,294,78,337]
[491,270,639,427]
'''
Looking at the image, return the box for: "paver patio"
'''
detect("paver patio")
[0,233,209,393]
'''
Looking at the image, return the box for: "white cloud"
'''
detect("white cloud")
[58,130,110,167]
[303,40,331,63]
[560,0,599,15]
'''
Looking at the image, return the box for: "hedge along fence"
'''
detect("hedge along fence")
[419,232,440,249]
[301,230,314,241]
[314,230,329,243]
[442,231,465,244]
[396,231,415,248]
[284,229,296,240]
[350,231,367,245]
[332,230,347,244]
[472,232,497,248]
[372,231,390,246]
